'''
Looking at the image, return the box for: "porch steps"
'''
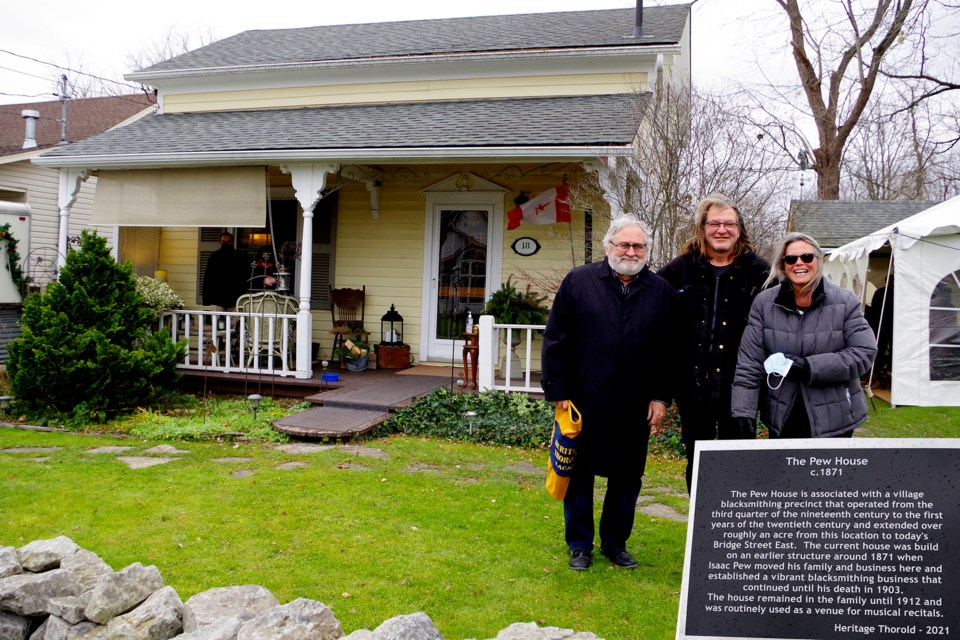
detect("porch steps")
[272,371,451,439]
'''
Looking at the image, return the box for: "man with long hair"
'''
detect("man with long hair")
[658,194,770,492]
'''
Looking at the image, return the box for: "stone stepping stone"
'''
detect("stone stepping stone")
[504,461,541,475]
[212,457,253,463]
[142,445,191,455]
[403,463,442,473]
[274,443,334,454]
[275,461,307,470]
[86,446,135,454]
[1,447,61,453]
[117,457,175,469]
[26,457,52,462]
[335,463,371,471]
[231,470,255,478]
[638,502,687,522]
[338,446,389,461]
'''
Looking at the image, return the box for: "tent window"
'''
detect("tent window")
[929,272,960,381]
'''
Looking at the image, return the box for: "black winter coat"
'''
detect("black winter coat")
[657,251,769,410]
[541,260,677,477]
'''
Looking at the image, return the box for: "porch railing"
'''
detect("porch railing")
[159,309,298,377]
[477,314,545,394]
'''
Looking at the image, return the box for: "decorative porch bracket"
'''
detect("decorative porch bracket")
[281,162,339,379]
[56,169,90,269]
[341,165,382,219]
[582,158,624,218]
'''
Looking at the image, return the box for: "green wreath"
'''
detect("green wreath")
[0,223,29,296]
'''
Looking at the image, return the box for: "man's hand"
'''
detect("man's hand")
[554,400,569,411]
[648,401,667,429]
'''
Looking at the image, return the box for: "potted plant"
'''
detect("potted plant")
[481,276,550,326]
[481,277,550,379]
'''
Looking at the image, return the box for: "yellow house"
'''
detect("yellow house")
[34,5,691,380]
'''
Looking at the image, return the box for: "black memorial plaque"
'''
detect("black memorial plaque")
[678,441,959,640]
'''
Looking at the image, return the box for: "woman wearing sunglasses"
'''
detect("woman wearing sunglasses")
[730,232,876,438]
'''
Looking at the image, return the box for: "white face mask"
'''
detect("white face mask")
[764,352,793,390]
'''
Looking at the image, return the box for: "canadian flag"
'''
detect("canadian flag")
[506,184,571,230]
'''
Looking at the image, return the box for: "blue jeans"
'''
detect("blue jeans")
[563,469,643,554]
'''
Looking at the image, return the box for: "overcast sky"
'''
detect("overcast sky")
[0,0,790,106]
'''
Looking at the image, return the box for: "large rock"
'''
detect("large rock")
[492,622,603,639]
[17,537,81,572]
[60,550,113,592]
[84,563,164,624]
[368,612,444,640]
[48,594,89,625]
[43,616,109,640]
[182,585,279,633]
[0,546,23,579]
[105,585,183,639]
[0,570,82,616]
[0,610,32,640]
[176,616,242,640]
[237,598,342,640]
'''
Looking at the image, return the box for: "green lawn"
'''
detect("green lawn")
[0,428,687,639]
[2,396,957,639]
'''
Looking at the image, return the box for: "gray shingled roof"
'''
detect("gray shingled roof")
[0,94,155,157]
[138,6,690,74]
[790,199,943,249]
[38,94,646,161]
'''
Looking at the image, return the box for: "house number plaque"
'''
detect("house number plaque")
[511,237,541,256]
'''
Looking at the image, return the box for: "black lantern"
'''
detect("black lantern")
[380,304,404,345]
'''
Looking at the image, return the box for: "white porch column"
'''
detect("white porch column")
[478,314,495,391]
[56,169,89,269]
[281,162,339,379]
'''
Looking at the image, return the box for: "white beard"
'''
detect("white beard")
[609,253,645,277]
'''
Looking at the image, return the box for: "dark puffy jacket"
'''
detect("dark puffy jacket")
[731,280,877,437]
[658,251,770,409]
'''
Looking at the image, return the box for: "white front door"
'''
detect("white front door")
[421,192,503,361]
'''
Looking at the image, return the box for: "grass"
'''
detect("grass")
[0,426,687,639]
[2,395,957,638]
[857,396,960,438]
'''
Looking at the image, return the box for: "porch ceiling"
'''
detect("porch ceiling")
[34,94,647,169]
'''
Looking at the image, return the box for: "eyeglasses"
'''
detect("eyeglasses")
[783,253,816,265]
[609,242,647,253]
[704,221,740,230]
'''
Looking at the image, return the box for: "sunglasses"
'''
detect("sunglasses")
[783,253,816,265]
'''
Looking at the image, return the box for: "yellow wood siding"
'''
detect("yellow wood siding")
[148,163,604,366]
[162,73,647,113]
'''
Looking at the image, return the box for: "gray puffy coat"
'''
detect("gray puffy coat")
[731,279,877,437]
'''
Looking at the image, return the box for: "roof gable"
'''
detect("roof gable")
[136,6,690,75]
[0,94,156,157]
[789,199,943,249]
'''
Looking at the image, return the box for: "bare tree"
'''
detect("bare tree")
[576,82,795,269]
[842,86,960,200]
[768,0,929,200]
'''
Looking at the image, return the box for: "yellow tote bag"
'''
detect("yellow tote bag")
[545,401,582,500]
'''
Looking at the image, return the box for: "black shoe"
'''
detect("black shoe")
[602,549,637,569]
[568,549,592,571]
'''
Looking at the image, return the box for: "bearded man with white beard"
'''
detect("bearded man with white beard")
[541,215,678,572]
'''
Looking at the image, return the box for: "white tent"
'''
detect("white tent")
[827,195,960,407]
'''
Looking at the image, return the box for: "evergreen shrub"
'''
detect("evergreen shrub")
[7,231,186,426]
